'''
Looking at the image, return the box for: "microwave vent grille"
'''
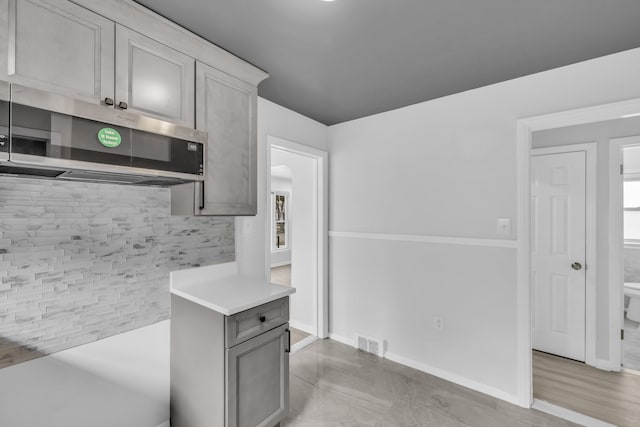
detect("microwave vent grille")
[59,170,146,184]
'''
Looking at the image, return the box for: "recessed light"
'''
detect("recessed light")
[622,113,640,118]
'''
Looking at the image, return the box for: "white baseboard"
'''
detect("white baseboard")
[384,352,521,406]
[329,333,519,405]
[270,261,291,268]
[328,332,519,406]
[328,332,354,347]
[289,319,314,335]
[532,399,616,427]
[595,358,618,372]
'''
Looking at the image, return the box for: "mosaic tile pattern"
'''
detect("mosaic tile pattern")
[0,177,234,368]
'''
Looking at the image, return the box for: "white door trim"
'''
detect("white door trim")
[609,136,640,371]
[266,135,329,339]
[532,143,597,368]
[516,97,640,408]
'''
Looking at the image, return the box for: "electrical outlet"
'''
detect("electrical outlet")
[434,316,444,331]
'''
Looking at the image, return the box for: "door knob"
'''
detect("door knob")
[571,262,583,271]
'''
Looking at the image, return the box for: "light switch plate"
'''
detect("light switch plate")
[496,217,512,236]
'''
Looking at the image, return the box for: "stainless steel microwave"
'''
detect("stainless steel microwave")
[0,82,206,186]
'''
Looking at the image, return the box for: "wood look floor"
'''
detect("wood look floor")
[271,264,311,346]
[285,339,579,426]
[271,264,292,286]
[533,350,640,427]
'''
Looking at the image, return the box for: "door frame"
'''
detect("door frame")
[531,143,597,367]
[265,135,329,340]
[609,135,640,371]
[515,97,640,407]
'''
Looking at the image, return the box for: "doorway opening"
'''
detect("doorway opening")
[266,136,328,352]
[518,107,640,426]
[530,144,596,366]
[610,138,640,374]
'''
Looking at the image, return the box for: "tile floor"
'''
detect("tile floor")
[0,322,580,427]
[286,339,579,426]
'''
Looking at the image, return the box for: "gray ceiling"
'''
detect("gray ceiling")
[133,0,640,125]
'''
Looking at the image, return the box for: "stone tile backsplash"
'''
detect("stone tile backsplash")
[0,177,234,368]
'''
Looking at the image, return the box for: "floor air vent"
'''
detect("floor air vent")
[354,334,385,357]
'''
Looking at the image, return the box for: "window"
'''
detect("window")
[271,191,289,250]
[624,180,640,243]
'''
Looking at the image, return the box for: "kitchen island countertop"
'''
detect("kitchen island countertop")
[169,262,295,315]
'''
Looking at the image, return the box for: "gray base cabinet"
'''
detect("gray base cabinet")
[171,295,290,427]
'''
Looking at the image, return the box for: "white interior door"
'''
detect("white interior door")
[532,151,586,361]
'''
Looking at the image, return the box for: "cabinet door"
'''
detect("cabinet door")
[196,61,257,216]
[226,324,289,427]
[115,25,195,127]
[7,0,115,105]
[0,0,8,81]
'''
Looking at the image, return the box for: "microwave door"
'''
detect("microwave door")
[10,103,133,167]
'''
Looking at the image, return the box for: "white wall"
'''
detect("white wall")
[271,150,316,333]
[328,47,640,401]
[235,98,328,279]
[270,176,293,266]
[533,117,640,360]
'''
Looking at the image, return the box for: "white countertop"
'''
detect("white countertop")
[169,262,295,316]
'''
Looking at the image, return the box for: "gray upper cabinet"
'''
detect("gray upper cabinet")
[4,0,195,126]
[196,61,258,215]
[0,0,9,81]
[115,25,195,127]
[6,0,115,105]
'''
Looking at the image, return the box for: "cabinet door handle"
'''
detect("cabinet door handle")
[259,315,266,323]
[118,101,128,110]
[199,182,205,210]
[285,328,291,353]
[104,97,114,106]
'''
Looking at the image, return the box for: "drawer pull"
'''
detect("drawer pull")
[259,315,266,323]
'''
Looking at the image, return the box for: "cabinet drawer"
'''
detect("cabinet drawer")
[225,297,289,347]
